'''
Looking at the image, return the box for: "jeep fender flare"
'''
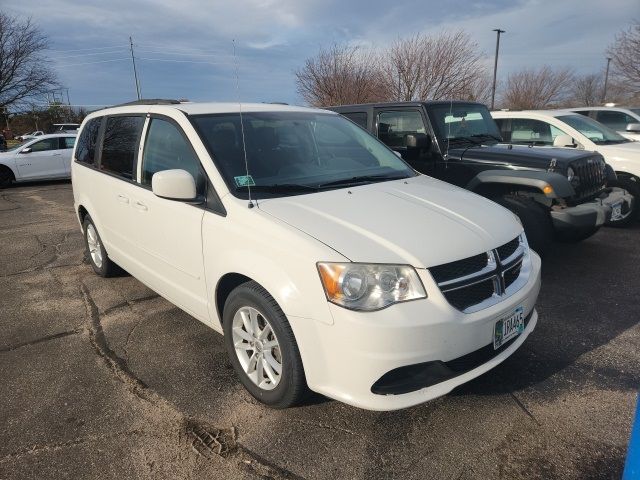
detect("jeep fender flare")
[466,170,575,199]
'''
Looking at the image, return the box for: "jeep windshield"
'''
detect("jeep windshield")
[191,111,416,198]
[557,114,630,145]
[427,103,502,148]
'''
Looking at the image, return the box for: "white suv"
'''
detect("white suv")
[72,100,541,411]
[571,107,640,141]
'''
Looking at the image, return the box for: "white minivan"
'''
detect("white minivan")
[72,100,542,411]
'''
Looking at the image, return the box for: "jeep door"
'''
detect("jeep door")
[15,137,66,180]
[373,108,437,176]
[131,116,208,321]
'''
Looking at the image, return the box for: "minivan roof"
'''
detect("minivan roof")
[330,100,485,110]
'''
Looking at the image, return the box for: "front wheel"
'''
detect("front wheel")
[608,176,640,227]
[223,281,308,408]
[493,195,554,255]
[0,168,14,188]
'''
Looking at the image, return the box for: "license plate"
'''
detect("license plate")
[611,201,623,221]
[493,306,525,349]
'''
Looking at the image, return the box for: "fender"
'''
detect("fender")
[466,169,575,199]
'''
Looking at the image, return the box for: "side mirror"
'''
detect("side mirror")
[626,123,640,133]
[405,133,431,149]
[152,169,196,200]
[553,134,575,148]
[20,147,32,154]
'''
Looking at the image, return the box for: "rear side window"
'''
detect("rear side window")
[343,112,368,129]
[141,118,205,193]
[76,118,102,165]
[60,137,76,149]
[100,116,144,180]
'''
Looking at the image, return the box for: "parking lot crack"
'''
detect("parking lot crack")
[510,392,541,426]
[0,328,84,354]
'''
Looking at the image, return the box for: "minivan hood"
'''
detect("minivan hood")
[257,175,522,268]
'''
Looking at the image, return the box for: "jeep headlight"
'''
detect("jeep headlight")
[567,167,580,188]
[317,263,426,311]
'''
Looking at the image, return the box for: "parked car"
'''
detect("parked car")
[492,109,640,224]
[0,134,76,187]
[571,106,640,141]
[329,102,631,249]
[17,130,44,141]
[72,100,542,411]
[50,123,80,133]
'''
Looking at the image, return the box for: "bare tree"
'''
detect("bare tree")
[382,31,487,101]
[0,13,58,110]
[568,73,603,106]
[501,66,574,109]
[607,21,640,92]
[294,44,386,107]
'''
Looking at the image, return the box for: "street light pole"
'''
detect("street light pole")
[129,36,141,100]
[490,29,505,110]
[602,57,612,104]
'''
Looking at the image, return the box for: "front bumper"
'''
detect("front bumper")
[551,187,633,231]
[293,251,542,411]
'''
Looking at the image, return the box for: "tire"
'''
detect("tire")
[556,226,600,243]
[608,175,640,227]
[0,167,14,188]
[223,281,308,408]
[493,195,554,255]
[83,215,119,277]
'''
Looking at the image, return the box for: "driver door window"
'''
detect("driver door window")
[509,119,566,146]
[596,111,635,131]
[377,111,426,148]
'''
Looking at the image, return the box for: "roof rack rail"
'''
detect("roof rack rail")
[113,99,182,107]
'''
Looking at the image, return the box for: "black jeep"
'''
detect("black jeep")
[329,101,633,253]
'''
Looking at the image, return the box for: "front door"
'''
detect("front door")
[15,137,66,180]
[374,109,437,176]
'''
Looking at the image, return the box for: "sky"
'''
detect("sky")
[4,0,640,109]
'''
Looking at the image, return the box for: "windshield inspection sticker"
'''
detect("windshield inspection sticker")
[234,175,256,188]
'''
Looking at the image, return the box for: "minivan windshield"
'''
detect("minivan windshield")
[427,103,502,147]
[191,111,416,198]
[557,114,629,145]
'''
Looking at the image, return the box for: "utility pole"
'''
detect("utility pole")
[602,57,612,104]
[490,29,505,110]
[129,36,141,100]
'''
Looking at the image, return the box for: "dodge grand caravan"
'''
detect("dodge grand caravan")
[71,100,542,411]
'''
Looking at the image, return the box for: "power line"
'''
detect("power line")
[51,49,128,60]
[55,58,130,68]
[48,44,129,53]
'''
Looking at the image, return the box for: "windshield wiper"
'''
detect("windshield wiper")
[316,174,409,189]
[470,133,502,142]
[235,183,319,193]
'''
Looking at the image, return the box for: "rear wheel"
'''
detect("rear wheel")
[608,175,640,226]
[493,195,553,255]
[0,167,14,188]
[83,215,119,277]
[223,281,308,408]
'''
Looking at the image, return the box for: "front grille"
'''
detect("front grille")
[496,237,519,261]
[443,279,495,311]
[430,253,489,284]
[571,157,606,201]
[430,235,527,313]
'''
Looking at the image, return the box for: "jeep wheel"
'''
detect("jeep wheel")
[609,175,639,226]
[494,195,553,255]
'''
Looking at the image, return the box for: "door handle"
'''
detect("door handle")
[117,194,129,204]
[52,153,62,156]
[134,201,148,211]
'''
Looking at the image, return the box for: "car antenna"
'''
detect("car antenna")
[233,39,254,209]
[445,99,453,163]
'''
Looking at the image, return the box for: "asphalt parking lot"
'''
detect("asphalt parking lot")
[0,181,638,480]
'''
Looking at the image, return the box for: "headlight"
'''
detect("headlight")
[317,263,427,311]
[567,167,580,188]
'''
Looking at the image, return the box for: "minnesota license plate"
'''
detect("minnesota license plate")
[493,306,525,350]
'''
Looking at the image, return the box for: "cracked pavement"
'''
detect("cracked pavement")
[0,181,638,479]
